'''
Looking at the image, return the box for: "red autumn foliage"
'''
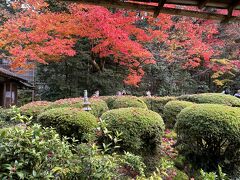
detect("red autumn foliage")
[0,0,239,85]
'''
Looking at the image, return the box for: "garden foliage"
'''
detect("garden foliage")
[178,93,240,107]
[101,107,165,155]
[99,96,118,109]
[0,124,75,179]
[49,98,109,117]
[37,107,98,141]
[20,101,53,119]
[111,96,148,109]
[140,96,176,115]
[163,100,194,128]
[176,104,240,172]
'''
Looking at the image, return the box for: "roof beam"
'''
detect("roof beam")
[62,0,240,22]
[222,0,240,23]
[198,0,209,9]
[154,0,166,17]
[235,38,240,43]
[228,0,240,16]
[230,0,240,9]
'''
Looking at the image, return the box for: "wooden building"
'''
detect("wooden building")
[64,0,240,22]
[0,67,33,108]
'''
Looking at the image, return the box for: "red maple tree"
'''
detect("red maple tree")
[0,0,239,85]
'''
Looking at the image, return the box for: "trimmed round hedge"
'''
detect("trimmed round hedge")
[100,107,165,155]
[48,98,109,117]
[163,100,194,129]
[111,96,147,109]
[20,101,53,119]
[176,104,240,172]
[37,108,98,141]
[140,96,176,115]
[178,93,240,107]
[90,98,109,117]
[99,96,118,109]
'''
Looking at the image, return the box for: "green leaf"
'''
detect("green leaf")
[17,172,25,179]
[32,170,37,177]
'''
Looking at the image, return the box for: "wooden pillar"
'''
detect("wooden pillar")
[3,83,6,107]
[10,82,12,105]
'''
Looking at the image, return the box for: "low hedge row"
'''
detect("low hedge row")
[20,101,53,119]
[163,100,194,129]
[99,96,118,109]
[20,98,109,118]
[178,93,240,107]
[50,98,109,117]
[111,96,147,109]
[176,104,240,172]
[140,96,176,115]
[37,108,98,142]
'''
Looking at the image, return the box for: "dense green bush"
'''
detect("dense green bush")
[176,104,240,172]
[101,107,165,155]
[0,122,146,179]
[89,98,109,117]
[0,107,24,127]
[163,100,194,128]
[0,107,9,122]
[99,96,118,109]
[178,93,240,107]
[140,96,176,115]
[48,98,108,117]
[37,108,98,141]
[20,101,53,119]
[0,124,76,179]
[49,97,82,108]
[111,96,147,109]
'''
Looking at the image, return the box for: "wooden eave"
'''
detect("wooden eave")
[62,0,240,22]
[0,68,34,89]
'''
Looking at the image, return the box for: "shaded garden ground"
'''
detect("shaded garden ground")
[0,93,240,179]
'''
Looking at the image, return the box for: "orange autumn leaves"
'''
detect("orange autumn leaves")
[0,0,239,86]
[0,1,169,85]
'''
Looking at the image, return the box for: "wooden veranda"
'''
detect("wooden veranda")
[0,68,33,108]
[63,0,240,22]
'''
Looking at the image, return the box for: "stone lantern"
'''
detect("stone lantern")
[82,90,91,111]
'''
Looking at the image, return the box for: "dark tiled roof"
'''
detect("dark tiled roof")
[0,67,34,88]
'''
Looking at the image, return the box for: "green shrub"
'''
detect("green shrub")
[48,98,108,117]
[20,101,53,119]
[99,96,118,109]
[141,158,188,179]
[111,96,147,109]
[176,104,240,172]
[0,107,25,127]
[37,108,98,141]
[100,107,165,155]
[199,166,228,180]
[163,100,194,128]
[174,170,189,180]
[70,144,146,179]
[89,98,109,117]
[140,96,176,115]
[0,107,9,122]
[178,93,240,107]
[49,97,82,108]
[0,124,75,179]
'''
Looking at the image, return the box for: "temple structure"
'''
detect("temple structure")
[63,0,240,22]
[0,68,33,108]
